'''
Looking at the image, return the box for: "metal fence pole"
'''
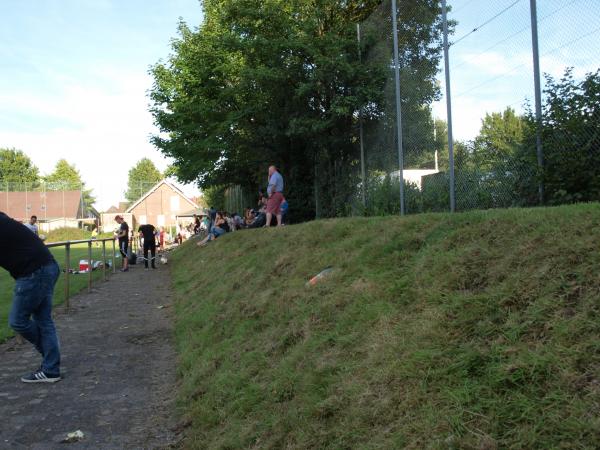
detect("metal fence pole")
[64,243,70,308]
[530,0,544,204]
[87,241,93,293]
[102,240,107,281]
[357,23,366,211]
[442,0,456,213]
[112,239,117,273]
[391,0,405,215]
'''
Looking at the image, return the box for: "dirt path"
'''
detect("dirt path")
[0,262,180,449]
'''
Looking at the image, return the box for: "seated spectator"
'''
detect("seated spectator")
[197,212,230,246]
[244,208,255,226]
[257,191,267,212]
[201,215,210,232]
[280,197,289,224]
[193,215,201,234]
[247,209,266,229]
[231,212,244,230]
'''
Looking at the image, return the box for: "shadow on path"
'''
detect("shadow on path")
[0,262,179,449]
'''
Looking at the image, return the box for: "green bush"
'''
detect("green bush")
[45,228,91,243]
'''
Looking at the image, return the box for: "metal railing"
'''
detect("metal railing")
[46,237,117,308]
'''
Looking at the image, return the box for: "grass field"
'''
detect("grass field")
[170,203,600,449]
[0,241,120,342]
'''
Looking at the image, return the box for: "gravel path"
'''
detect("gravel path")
[0,262,180,449]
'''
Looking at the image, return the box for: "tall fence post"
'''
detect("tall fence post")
[391,0,405,215]
[530,0,544,204]
[442,0,456,213]
[64,243,70,309]
[102,240,107,281]
[112,239,117,273]
[87,241,93,293]
[357,23,367,211]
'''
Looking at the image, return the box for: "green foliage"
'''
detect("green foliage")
[0,148,40,185]
[359,172,423,215]
[473,107,525,170]
[44,159,96,207]
[45,227,91,243]
[125,158,163,203]
[202,185,226,210]
[170,203,600,448]
[533,69,600,204]
[149,0,445,221]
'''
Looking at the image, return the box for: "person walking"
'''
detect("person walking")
[138,223,157,270]
[0,211,61,383]
[114,215,129,272]
[265,165,284,227]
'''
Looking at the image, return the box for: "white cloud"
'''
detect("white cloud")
[0,69,199,211]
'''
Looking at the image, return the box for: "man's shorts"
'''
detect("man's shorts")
[266,192,284,215]
[119,239,129,258]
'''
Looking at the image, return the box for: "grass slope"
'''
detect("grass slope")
[170,204,600,449]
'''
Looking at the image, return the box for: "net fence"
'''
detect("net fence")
[316,0,600,216]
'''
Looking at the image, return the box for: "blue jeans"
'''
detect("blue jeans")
[9,261,61,376]
[209,226,226,241]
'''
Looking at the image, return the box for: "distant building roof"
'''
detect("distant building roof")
[126,179,199,213]
[0,190,84,221]
[105,205,119,214]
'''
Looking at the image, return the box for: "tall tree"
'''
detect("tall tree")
[473,107,525,170]
[0,148,40,186]
[149,0,445,220]
[44,159,96,207]
[125,158,163,203]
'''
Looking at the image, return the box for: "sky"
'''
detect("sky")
[1,0,598,204]
[433,0,600,140]
[0,0,203,211]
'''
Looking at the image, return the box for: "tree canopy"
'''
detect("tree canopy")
[44,159,96,207]
[149,0,446,220]
[125,158,163,203]
[0,148,40,185]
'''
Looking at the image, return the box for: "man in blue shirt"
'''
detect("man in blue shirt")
[266,165,284,227]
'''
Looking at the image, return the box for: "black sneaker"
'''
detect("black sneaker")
[120,268,129,272]
[21,370,61,383]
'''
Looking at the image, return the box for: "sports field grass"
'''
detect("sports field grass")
[0,242,120,342]
[170,203,600,449]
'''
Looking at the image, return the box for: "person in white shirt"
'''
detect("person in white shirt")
[24,215,39,236]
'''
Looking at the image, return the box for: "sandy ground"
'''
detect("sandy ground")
[0,261,180,449]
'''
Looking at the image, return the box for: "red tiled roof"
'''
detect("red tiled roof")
[0,190,83,221]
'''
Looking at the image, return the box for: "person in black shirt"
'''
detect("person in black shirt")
[115,215,129,272]
[0,211,61,383]
[138,223,157,269]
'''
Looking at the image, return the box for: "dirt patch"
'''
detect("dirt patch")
[0,264,181,449]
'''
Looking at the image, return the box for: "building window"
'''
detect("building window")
[139,215,147,225]
[170,196,180,211]
[157,215,165,227]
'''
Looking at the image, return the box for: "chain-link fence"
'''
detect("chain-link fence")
[316,0,600,216]
[0,181,93,231]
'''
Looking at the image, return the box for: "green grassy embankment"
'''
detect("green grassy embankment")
[0,243,119,342]
[170,204,600,449]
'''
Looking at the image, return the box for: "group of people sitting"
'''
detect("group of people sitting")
[196,194,288,247]
[197,165,288,247]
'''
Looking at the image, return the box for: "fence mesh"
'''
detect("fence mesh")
[314,0,600,217]
[0,181,89,227]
